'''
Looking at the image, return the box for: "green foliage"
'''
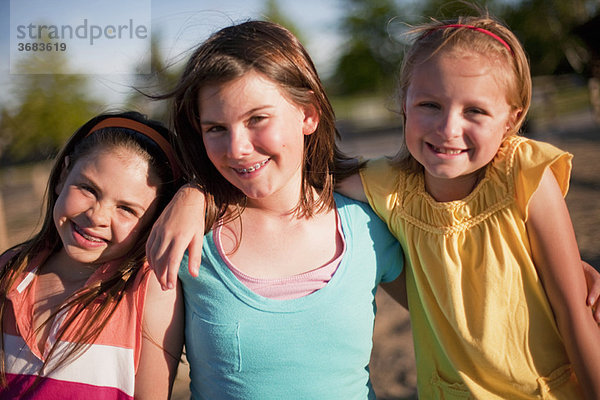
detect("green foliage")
[262,0,307,44]
[330,0,600,96]
[0,50,101,164]
[503,0,598,75]
[125,32,184,122]
[331,0,404,96]
[416,0,503,21]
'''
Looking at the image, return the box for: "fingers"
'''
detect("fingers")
[146,228,187,291]
[582,260,600,323]
[588,284,600,323]
[145,184,208,289]
[187,235,203,278]
[146,228,169,289]
[160,241,187,290]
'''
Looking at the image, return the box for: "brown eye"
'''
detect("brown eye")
[118,205,138,217]
[418,102,440,110]
[248,115,266,124]
[79,184,97,197]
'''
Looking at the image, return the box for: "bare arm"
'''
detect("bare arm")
[527,168,600,399]
[380,269,408,310]
[146,184,206,290]
[336,172,368,203]
[134,273,184,399]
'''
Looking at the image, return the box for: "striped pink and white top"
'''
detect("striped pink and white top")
[1,252,152,399]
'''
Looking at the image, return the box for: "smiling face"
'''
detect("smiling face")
[53,146,159,268]
[198,70,318,209]
[404,50,520,201]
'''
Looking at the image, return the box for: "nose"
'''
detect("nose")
[227,126,253,159]
[86,202,110,227]
[437,110,462,140]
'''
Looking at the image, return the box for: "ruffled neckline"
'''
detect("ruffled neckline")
[398,136,523,234]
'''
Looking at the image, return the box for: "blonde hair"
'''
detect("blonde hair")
[393,13,532,170]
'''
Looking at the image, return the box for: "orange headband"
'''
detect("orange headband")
[87,117,181,180]
[430,24,514,56]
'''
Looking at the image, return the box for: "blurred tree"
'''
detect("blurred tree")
[330,0,600,96]
[503,0,598,76]
[331,0,404,95]
[573,12,600,122]
[0,49,101,165]
[417,0,504,21]
[262,0,307,44]
[126,32,184,122]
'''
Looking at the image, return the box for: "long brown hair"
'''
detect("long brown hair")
[158,20,358,230]
[392,11,532,172]
[0,111,180,385]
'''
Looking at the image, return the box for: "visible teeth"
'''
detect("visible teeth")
[237,159,268,174]
[75,225,103,242]
[433,146,462,155]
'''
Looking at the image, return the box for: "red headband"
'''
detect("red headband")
[430,24,514,56]
[87,117,181,180]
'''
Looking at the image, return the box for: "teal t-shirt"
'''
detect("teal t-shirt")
[179,193,403,400]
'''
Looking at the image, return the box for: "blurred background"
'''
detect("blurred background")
[1,1,599,398]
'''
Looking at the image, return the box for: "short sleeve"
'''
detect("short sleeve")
[334,193,403,284]
[512,138,572,221]
[359,157,400,227]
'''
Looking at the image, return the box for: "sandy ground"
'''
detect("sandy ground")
[0,111,598,400]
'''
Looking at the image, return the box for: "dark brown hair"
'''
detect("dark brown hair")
[161,20,357,229]
[0,111,180,386]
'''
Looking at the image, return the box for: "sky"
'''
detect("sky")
[0,0,343,108]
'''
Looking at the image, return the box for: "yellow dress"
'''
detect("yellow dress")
[361,136,584,399]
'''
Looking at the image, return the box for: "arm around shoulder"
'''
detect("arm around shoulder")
[135,274,184,399]
[336,171,368,203]
[146,183,207,290]
[526,168,600,399]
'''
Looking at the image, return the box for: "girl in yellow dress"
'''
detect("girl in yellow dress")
[341,13,600,400]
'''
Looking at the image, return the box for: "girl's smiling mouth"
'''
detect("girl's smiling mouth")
[234,159,269,174]
[427,143,467,155]
[73,223,106,244]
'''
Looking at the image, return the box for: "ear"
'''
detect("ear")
[55,156,70,195]
[506,107,523,135]
[301,103,320,136]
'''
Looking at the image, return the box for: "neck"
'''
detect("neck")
[43,250,98,283]
[243,184,319,219]
[424,169,485,202]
